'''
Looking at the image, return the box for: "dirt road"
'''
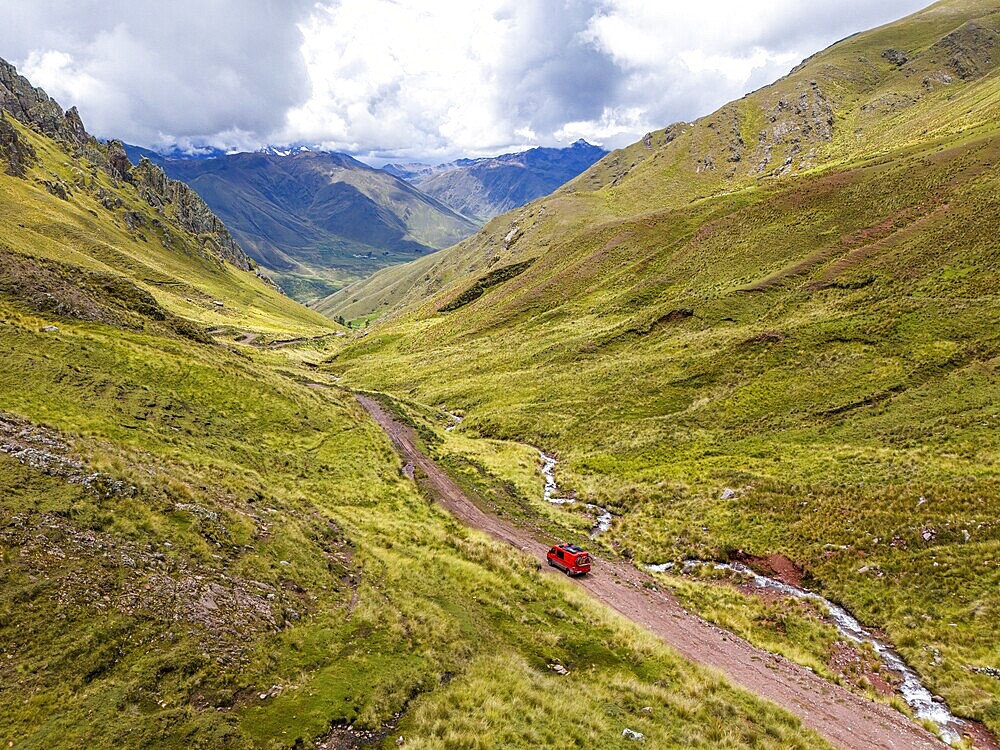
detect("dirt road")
[357,395,949,750]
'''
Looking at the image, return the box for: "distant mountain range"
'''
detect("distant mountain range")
[382,140,607,222]
[121,140,605,302]
[131,149,478,302]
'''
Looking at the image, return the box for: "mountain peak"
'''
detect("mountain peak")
[383,141,608,222]
[0,56,91,147]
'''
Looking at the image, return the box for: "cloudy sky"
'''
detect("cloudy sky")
[2,0,928,164]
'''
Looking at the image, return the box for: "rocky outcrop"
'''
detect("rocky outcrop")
[0,111,37,177]
[935,20,998,80]
[0,57,91,147]
[131,156,252,270]
[104,138,134,182]
[882,48,910,67]
[0,56,254,272]
[746,82,834,177]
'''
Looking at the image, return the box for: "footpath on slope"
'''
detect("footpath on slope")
[357,394,949,750]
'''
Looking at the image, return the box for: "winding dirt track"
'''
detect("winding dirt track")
[357,395,947,750]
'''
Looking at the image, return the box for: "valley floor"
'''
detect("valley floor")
[356,395,953,750]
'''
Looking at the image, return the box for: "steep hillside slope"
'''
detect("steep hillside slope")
[0,60,838,750]
[160,152,478,303]
[383,140,607,223]
[325,0,1000,738]
[0,57,325,336]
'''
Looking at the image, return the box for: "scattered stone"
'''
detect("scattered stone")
[622,728,645,742]
[917,496,927,506]
[0,412,132,497]
[548,663,569,675]
[970,665,1000,680]
[41,324,59,332]
[641,706,653,714]
[213,300,225,307]
[720,488,737,500]
[882,48,909,66]
[174,502,219,521]
[921,528,936,542]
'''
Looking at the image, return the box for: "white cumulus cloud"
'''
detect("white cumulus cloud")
[0,0,930,162]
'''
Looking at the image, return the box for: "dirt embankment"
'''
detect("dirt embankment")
[732,551,806,587]
[356,395,953,750]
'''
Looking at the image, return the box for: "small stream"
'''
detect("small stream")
[538,450,612,538]
[645,559,966,745]
[443,411,463,432]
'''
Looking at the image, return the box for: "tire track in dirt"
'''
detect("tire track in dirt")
[357,394,948,750]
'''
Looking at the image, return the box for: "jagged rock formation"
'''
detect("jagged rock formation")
[0,112,37,177]
[0,59,90,147]
[129,154,250,270]
[0,56,252,272]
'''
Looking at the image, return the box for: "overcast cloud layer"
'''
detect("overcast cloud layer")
[2,0,929,163]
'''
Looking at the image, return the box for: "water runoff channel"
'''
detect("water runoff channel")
[539,450,612,538]
[443,410,612,537]
[537,446,966,745]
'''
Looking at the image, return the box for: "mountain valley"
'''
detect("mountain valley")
[382,140,607,223]
[150,150,479,304]
[1,1,998,748]
[0,55,844,750]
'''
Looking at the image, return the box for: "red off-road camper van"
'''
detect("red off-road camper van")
[546,543,591,576]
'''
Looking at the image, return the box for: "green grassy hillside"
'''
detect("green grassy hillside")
[325,0,1000,736]
[0,61,836,749]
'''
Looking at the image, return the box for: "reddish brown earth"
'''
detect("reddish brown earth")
[828,641,899,698]
[734,551,806,587]
[357,395,955,750]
